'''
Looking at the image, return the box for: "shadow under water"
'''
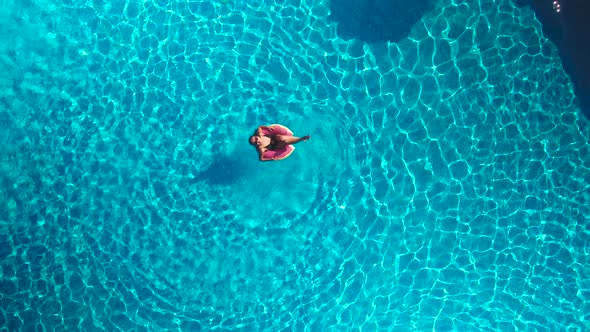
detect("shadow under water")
[329,0,435,43]
[193,154,246,186]
[518,0,590,118]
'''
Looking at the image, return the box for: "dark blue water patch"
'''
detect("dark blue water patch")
[192,155,246,185]
[329,0,435,43]
[516,0,590,118]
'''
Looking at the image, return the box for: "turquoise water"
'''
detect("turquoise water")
[1,0,590,330]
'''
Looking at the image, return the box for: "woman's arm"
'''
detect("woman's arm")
[256,146,273,161]
[256,125,275,136]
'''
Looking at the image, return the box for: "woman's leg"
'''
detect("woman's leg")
[274,134,310,145]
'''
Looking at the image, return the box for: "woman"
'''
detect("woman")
[249,124,310,161]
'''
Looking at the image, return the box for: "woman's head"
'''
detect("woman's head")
[249,135,259,145]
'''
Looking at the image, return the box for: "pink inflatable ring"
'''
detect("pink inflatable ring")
[261,124,295,160]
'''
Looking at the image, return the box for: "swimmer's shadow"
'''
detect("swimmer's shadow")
[192,155,247,186]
